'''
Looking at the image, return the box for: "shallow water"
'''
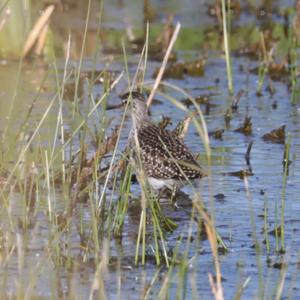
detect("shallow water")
[0,0,300,299]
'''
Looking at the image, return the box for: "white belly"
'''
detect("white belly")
[148,177,177,190]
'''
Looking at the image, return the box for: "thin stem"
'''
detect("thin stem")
[221,0,234,94]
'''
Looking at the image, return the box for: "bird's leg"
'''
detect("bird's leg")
[157,187,169,200]
[156,186,178,203]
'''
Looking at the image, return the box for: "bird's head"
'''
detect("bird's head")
[120,91,150,126]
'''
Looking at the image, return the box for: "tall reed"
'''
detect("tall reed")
[221,0,234,95]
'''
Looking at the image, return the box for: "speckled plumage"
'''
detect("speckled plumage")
[124,92,204,191]
[137,123,202,180]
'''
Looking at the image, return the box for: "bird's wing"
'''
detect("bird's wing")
[137,124,204,179]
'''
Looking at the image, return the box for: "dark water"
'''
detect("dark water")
[0,0,300,299]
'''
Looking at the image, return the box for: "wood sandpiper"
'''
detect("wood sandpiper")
[122,91,205,196]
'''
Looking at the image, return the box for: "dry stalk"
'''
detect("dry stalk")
[146,22,181,107]
[0,8,10,31]
[195,201,224,300]
[88,240,109,300]
[34,21,49,56]
[23,5,55,57]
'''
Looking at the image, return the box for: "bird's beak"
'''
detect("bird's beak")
[106,103,124,110]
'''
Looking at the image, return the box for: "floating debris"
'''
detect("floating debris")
[153,57,205,79]
[266,255,287,269]
[127,15,177,61]
[268,226,283,236]
[262,125,285,144]
[236,29,279,59]
[207,0,241,22]
[270,261,287,270]
[158,116,172,130]
[272,100,278,109]
[226,169,254,179]
[209,128,224,140]
[231,89,246,111]
[181,94,215,108]
[250,61,289,82]
[234,116,252,135]
[267,61,289,81]
[214,193,226,201]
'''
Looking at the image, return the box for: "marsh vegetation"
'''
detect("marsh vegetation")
[0,0,299,299]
